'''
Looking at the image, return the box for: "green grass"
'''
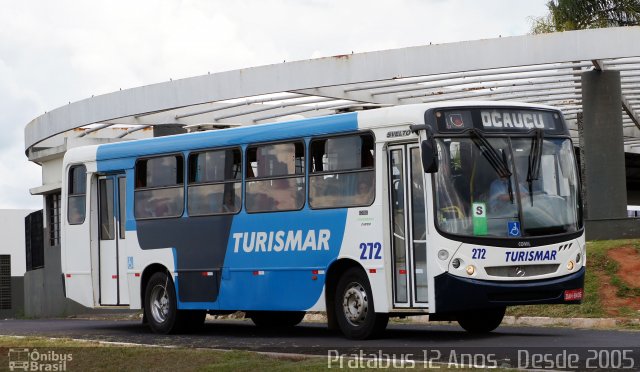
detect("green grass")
[0,336,330,372]
[506,239,640,319]
[0,336,511,371]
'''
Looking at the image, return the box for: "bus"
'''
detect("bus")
[60,101,585,339]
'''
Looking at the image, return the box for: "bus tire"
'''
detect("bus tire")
[335,267,388,339]
[249,311,306,328]
[144,271,180,334]
[457,306,505,333]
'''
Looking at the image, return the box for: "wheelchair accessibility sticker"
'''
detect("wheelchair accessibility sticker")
[508,221,521,237]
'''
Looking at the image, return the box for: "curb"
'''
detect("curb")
[501,316,640,329]
[301,313,640,329]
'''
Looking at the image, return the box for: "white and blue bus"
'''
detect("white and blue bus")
[61,101,585,339]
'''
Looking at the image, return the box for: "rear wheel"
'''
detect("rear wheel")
[334,267,388,339]
[144,271,179,334]
[249,311,306,328]
[144,271,206,334]
[457,306,505,333]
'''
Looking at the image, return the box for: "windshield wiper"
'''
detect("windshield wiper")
[470,129,512,179]
[502,149,514,204]
[526,129,544,205]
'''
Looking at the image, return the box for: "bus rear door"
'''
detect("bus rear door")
[97,174,130,306]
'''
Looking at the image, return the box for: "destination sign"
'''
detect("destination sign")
[433,108,565,134]
[480,110,555,130]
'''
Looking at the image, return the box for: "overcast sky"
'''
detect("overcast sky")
[0,0,548,210]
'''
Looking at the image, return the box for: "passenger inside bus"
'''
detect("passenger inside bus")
[222,190,238,213]
[270,176,299,210]
[353,178,374,205]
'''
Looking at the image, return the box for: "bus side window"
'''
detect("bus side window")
[187,148,242,216]
[245,141,305,213]
[134,155,185,219]
[67,165,87,225]
[309,133,375,209]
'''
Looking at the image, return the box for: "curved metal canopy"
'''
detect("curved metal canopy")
[25,27,640,154]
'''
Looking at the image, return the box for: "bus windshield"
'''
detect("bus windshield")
[434,136,582,238]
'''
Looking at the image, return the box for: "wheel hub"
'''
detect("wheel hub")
[150,284,170,323]
[342,282,368,326]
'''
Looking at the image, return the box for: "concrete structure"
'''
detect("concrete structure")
[581,70,627,220]
[0,209,34,318]
[23,27,640,316]
[23,131,151,317]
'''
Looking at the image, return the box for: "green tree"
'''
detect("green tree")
[531,0,640,34]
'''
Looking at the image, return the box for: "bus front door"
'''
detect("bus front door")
[98,175,130,306]
[388,144,428,308]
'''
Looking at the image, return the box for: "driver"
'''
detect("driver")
[488,177,527,213]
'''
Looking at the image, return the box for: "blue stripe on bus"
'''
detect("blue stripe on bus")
[95,112,358,172]
[216,209,347,310]
[172,208,348,311]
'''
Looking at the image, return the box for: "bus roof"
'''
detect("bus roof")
[65,101,562,166]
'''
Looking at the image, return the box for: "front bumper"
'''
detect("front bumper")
[434,267,585,313]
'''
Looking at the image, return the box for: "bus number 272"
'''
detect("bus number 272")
[360,242,382,260]
[472,248,487,259]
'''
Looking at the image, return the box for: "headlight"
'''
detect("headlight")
[466,265,475,275]
[438,250,449,260]
[452,258,461,269]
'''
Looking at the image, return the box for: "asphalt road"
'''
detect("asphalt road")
[1,318,639,369]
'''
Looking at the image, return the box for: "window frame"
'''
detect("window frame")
[308,131,376,210]
[245,139,306,214]
[134,153,186,220]
[67,164,87,225]
[48,193,61,247]
[187,146,243,217]
[98,177,115,241]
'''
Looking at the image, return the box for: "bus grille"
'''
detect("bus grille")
[484,264,559,278]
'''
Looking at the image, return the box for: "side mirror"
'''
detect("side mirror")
[421,138,438,173]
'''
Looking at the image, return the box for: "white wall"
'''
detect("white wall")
[0,209,35,277]
[42,157,63,189]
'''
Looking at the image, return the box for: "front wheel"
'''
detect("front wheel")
[457,306,505,333]
[334,267,388,339]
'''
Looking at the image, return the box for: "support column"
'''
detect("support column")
[579,70,627,221]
